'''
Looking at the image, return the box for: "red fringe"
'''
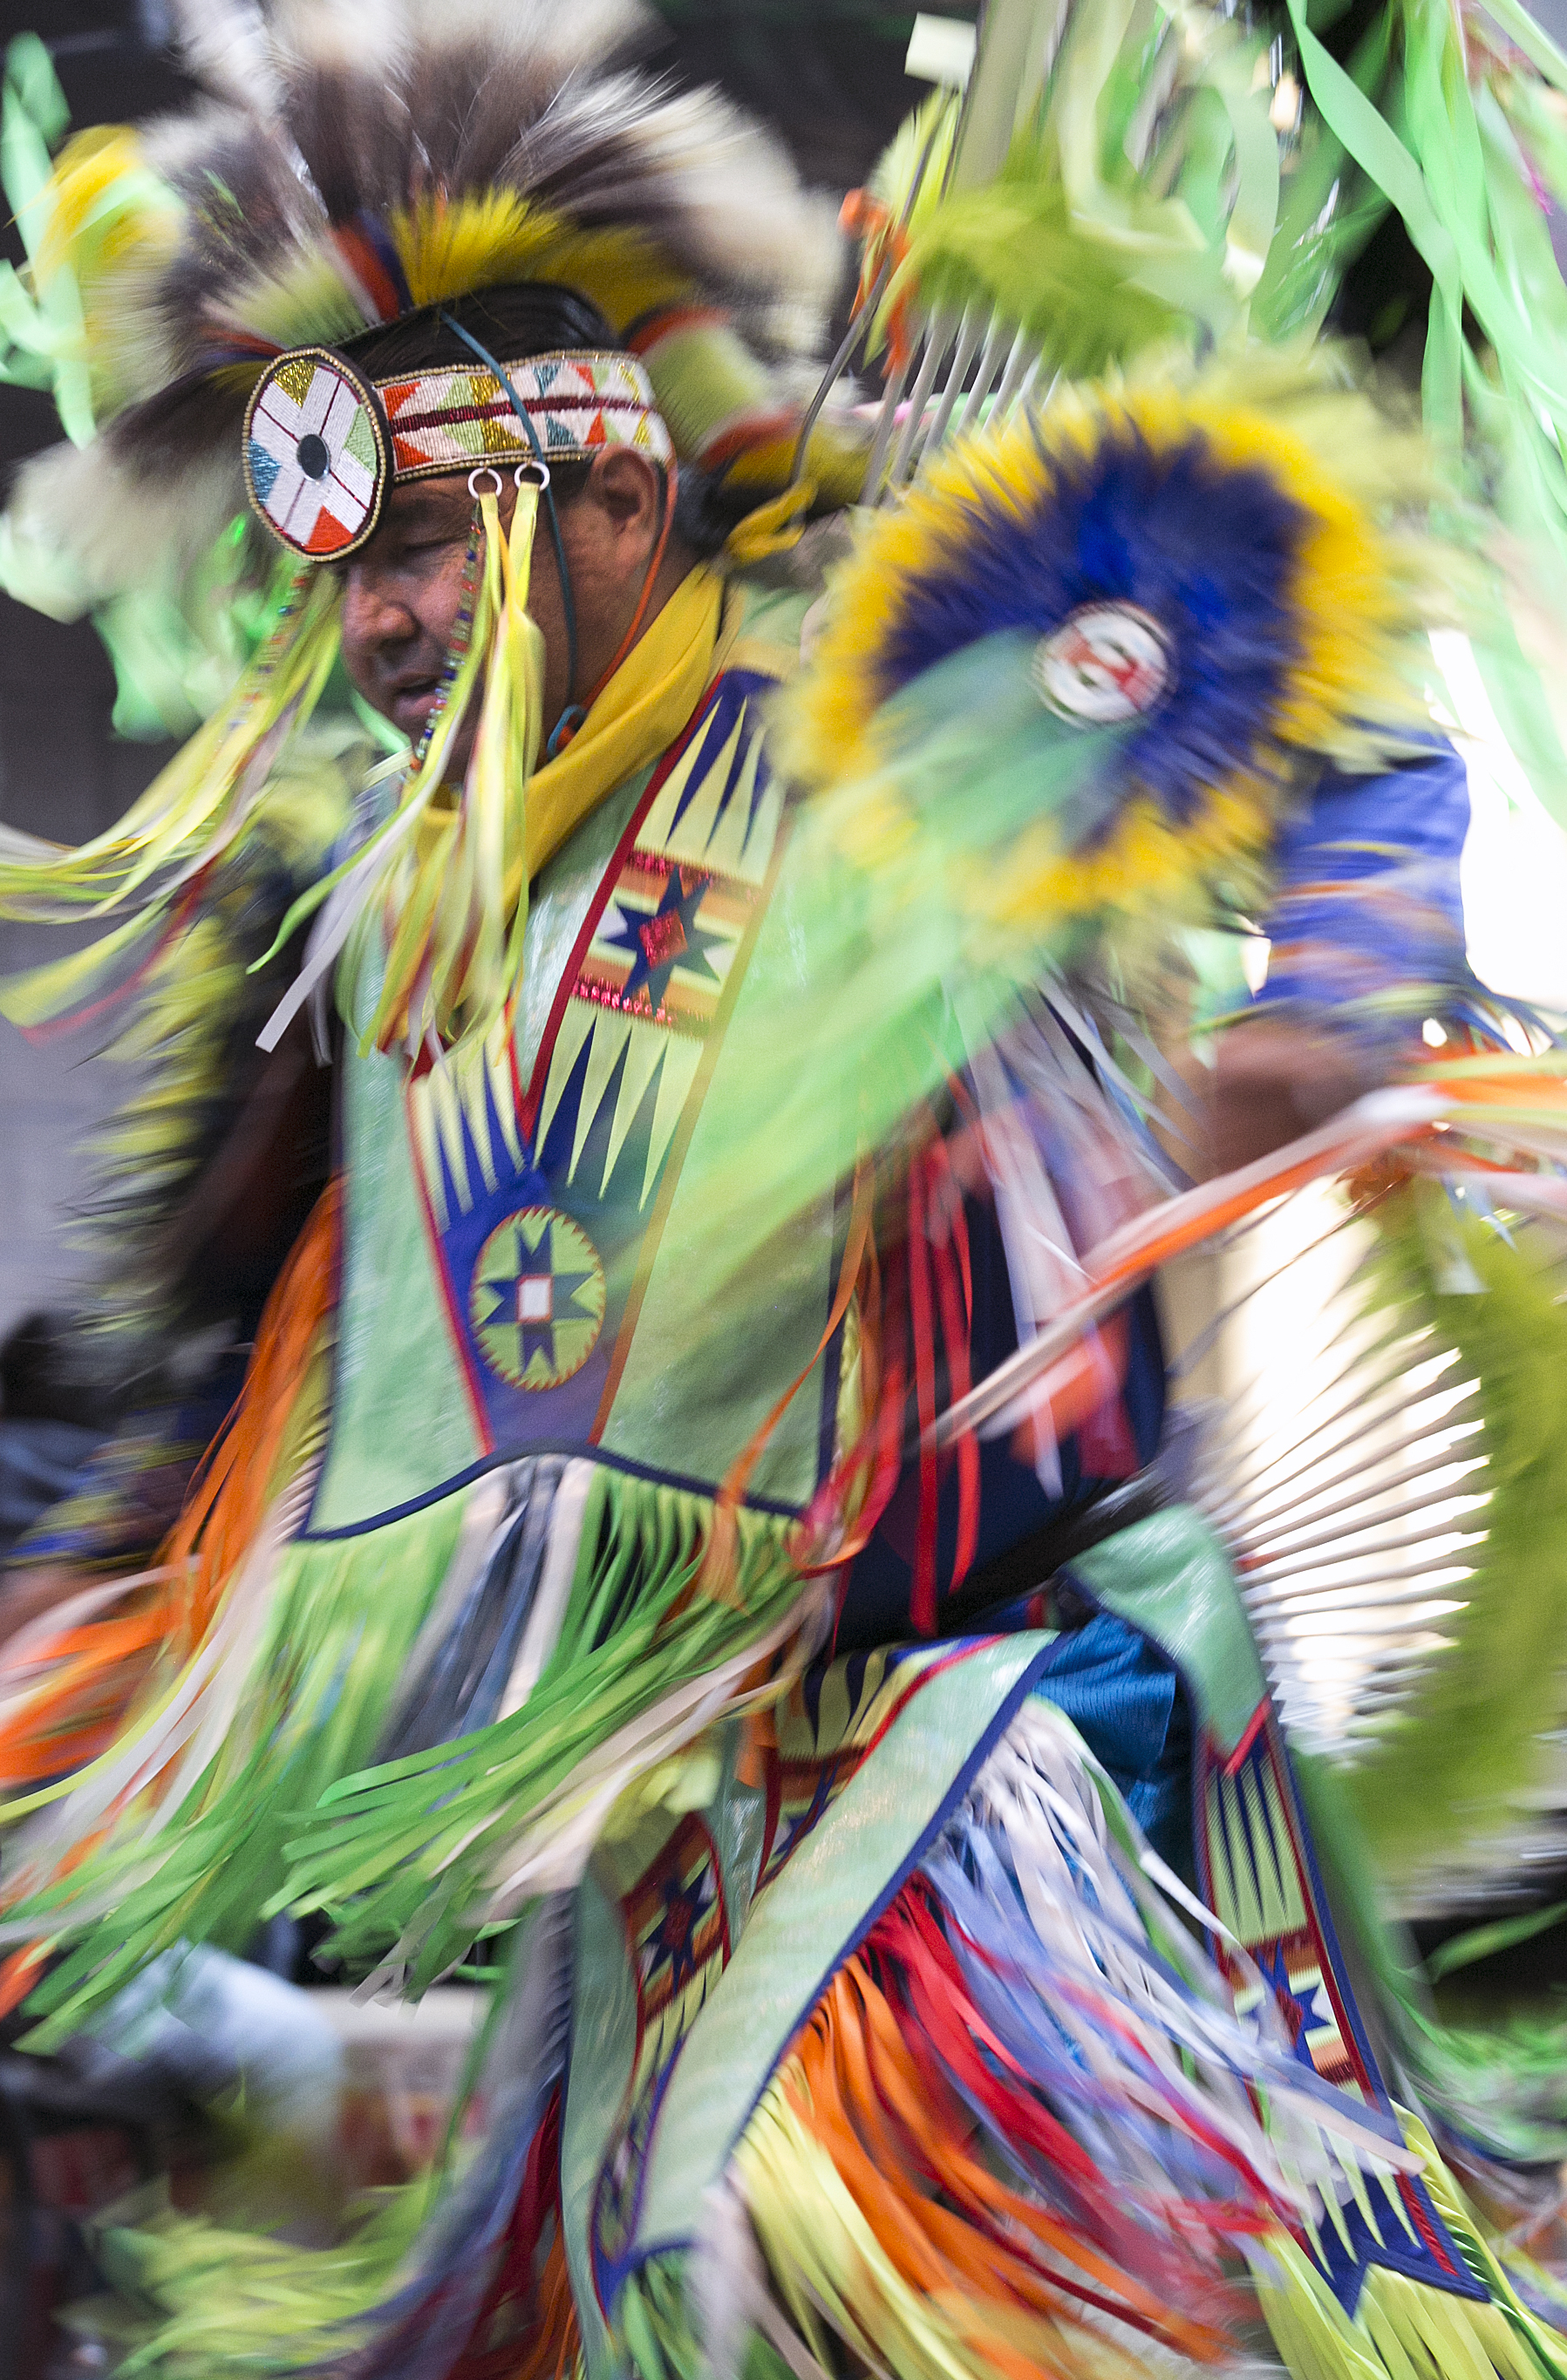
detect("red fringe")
[907,1159,941,1635]
[760,1868,1256,2369]
[447,2089,579,2380]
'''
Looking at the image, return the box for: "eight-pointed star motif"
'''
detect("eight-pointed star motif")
[470,1208,606,1390]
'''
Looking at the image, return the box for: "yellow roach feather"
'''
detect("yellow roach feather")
[543,228,690,337]
[219,246,369,354]
[392,191,562,313]
[391,201,692,344]
[794,419,869,509]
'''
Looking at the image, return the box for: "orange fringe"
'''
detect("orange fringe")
[164,1175,340,1654]
[0,1942,50,2021]
[771,1948,1235,2374]
[0,1182,340,1796]
[451,2221,580,2380]
[514,2227,580,2380]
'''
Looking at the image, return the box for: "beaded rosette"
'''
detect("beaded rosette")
[243,344,673,561]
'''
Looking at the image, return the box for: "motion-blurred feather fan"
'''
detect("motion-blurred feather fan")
[676,351,1445,1308]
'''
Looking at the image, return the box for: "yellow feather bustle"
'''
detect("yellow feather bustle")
[778,350,1447,958]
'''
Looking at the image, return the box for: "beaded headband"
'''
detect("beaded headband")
[242,345,674,561]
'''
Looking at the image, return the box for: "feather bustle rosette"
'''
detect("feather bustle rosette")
[632,354,1452,1333]
[779,351,1445,961]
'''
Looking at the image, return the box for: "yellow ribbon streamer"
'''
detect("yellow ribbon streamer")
[406,554,738,1044]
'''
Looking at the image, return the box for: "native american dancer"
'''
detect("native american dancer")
[6,3,1567,2376]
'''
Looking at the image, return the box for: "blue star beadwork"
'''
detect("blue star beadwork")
[591,1816,730,2301]
[637,1859,719,1996]
[1255,1940,1338,2071]
[469,1207,606,1390]
[600,864,725,1016]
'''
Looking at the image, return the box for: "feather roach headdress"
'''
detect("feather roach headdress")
[0,0,851,612]
[0,0,866,1066]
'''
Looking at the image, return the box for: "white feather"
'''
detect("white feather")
[167,0,283,112]
[3,439,238,612]
[399,0,651,73]
[616,90,842,323]
[268,0,410,72]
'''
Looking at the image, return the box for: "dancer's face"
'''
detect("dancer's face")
[337,446,678,774]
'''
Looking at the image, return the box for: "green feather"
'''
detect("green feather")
[868,86,960,235]
[72,2176,433,2378]
[281,1468,806,1990]
[890,172,1192,378]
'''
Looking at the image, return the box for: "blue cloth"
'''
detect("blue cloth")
[838,1182,1165,1649]
[0,1418,103,1557]
[1034,1614,1192,1873]
[1255,745,1471,1014]
[4,1371,242,1573]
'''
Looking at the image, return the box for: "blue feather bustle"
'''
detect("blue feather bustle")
[879,425,1313,840]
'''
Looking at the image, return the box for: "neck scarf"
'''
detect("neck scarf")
[519,562,728,889]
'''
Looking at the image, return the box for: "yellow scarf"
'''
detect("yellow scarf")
[519,562,728,890]
[366,493,809,1058]
[397,563,732,1056]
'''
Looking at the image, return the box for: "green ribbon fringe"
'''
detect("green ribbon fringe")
[10,1489,467,2047]
[281,1465,807,1991]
